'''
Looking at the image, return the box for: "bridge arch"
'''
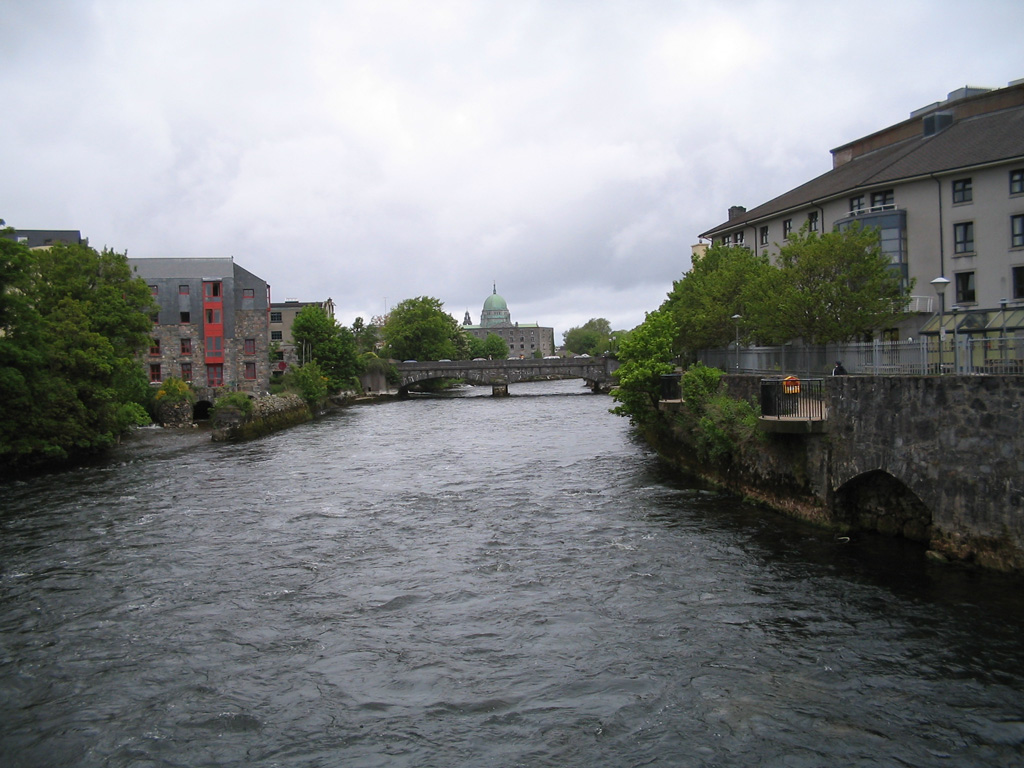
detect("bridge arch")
[833,469,933,542]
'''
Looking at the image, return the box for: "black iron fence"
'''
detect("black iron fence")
[760,377,827,420]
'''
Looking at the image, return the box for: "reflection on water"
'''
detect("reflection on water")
[1,379,1022,767]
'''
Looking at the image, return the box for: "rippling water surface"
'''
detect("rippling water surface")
[2,379,1023,767]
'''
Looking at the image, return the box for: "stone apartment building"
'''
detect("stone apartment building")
[700,78,1024,342]
[462,285,556,358]
[128,257,272,399]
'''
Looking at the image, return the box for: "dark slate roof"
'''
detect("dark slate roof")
[701,103,1024,239]
[2,229,83,247]
[128,257,236,280]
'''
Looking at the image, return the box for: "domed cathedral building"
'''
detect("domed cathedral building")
[462,285,556,358]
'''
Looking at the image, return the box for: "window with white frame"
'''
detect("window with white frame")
[759,226,768,245]
[783,219,793,238]
[1012,215,1024,248]
[807,211,819,231]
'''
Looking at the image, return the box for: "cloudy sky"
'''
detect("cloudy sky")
[4,1,1023,339]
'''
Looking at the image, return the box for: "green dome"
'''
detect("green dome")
[480,284,512,328]
[483,292,508,312]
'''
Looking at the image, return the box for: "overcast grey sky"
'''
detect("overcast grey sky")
[4,1,1023,339]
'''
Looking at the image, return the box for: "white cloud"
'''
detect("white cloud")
[3,0,1024,335]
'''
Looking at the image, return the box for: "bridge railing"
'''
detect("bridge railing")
[760,378,827,420]
[701,337,1024,376]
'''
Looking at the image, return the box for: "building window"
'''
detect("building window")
[270,311,282,323]
[244,338,256,355]
[180,311,190,324]
[206,336,222,355]
[244,362,257,380]
[1012,215,1024,248]
[955,271,976,304]
[149,364,162,383]
[1014,266,1024,299]
[871,189,894,209]
[179,284,190,295]
[243,288,255,298]
[759,226,769,245]
[207,364,223,387]
[850,195,865,213]
[783,219,793,238]
[1011,169,1024,195]
[271,330,283,341]
[203,281,222,300]
[181,338,192,355]
[722,235,731,246]
[735,231,745,245]
[149,284,158,296]
[180,362,192,381]
[149,338,160,355]
[954,222,974,254]
[205,308,221,324]
[952,178,972,204]
[808,211,819,232]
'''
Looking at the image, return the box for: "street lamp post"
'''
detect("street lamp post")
[931,276,950,374]
[731,314,742,371]
[952,305,960,373]
[1000,298,1008,365]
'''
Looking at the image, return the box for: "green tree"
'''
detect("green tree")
[382,296,462,361]
[291,305,361,390]
[468,332,510,359]
[0,234,155,468]
[667,245,774,352]
[610,307,679,427]
[288,361,329,407]
[764,222,911,344]
[352,316,382,355]
[563,317,612,355]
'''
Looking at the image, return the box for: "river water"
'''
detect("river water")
[1,379,1023,767]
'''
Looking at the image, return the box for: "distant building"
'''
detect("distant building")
[269,298,336,374]
[700,79,1024,341]
[1,229,84,248]
[128,257,271,400]
[462,285,555,357]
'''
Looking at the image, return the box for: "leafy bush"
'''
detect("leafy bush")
[674,364,760,464]
[211,391,254,419]
[289,361,329,407]
[154,377,195,405]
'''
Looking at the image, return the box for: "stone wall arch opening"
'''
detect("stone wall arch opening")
[834,470,933,542]
[193,400,214,420]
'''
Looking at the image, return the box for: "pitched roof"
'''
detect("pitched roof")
[701,88,1024,239]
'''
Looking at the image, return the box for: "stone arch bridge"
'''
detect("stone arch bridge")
[394,357,619,396]
[661,374,1024,571]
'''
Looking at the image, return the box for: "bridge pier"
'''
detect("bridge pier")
[491,380,509,397]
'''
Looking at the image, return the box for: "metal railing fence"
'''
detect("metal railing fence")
[700,337,1024,376]
[760,378,827,420]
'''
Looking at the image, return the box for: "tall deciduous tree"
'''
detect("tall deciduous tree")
[668,245,774,352]
[610,306,678,427]
[382,296,462,361]
[563,318,612,355]
[0,234,154,468]
[766,223,911,344]
[290,305,361,390]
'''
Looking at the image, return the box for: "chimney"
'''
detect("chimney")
[728,205,747,221]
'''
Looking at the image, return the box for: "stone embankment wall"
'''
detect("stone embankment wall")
[655,374,1024,571]
[212,394,311,442]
